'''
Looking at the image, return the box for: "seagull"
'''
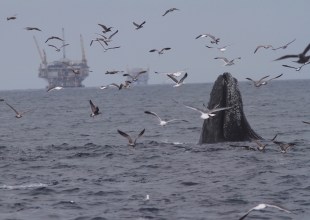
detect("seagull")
[48,43,69,52]
[196,33,220,44]
[94,30,119,46]
[45,36,63,43]
[100,83,123,90]
[103,46,121,52]
[98,23,113,33]
[167,72,188,87]
[154,70,185,77]
[162,8,179,16]
[25,27,42,31]
[272,38,296,50]
[271,134,295,153]
[149,47,171,55]
[133,21,146,30]
[117,129,145,147]
[239,203,291,220]
[105,70,124,74]
[254,45,273,54]
[302,121,310,125]
[89,100,101,117]
[5,102,31,118]
[282,61,310,71]
[7,15,17,20]
[214,57,241,66]
[123,71,147,81]
[274,43,310,64]
[183,103,232,119]
[46,86,63,92]
[246,74,283,87]
[206,45,231,52]
[144,111,188,126]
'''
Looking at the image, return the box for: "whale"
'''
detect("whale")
[199,72,262,144]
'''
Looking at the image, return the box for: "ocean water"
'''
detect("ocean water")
[0,80,309,220]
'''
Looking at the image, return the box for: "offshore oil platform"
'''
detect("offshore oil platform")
[34,29,89,88]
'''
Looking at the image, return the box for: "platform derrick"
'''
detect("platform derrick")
[34,29,89,88]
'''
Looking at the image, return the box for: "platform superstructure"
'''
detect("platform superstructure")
[34,29,89,88]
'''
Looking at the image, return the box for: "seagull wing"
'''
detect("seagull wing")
[167,74,179,83]
[117,129,133,144]
[89,100,98,114]
[282,64,296,69]
[302,121,310,125]
[257,75,270,83]
[265,204,291,213]
[144,111,162,122]
[135,128,145,144]
[245,77,255,82]
[214,57,229,63]
[274,54,299,61]
[284,38,296,47]
[209,106,232,114]
[140,21,146,26]
[302,43,310,55]
[179,72,188,83]
[162,47,171,51]
[48,44,59,50]
[238,208,254,220]
[267,73,283,81]
[254,45,263,53]
[149,49,158,53]
[184,104,206,114]
[133,22,139,28]
[5,102,20,115]
[109,30,118,39]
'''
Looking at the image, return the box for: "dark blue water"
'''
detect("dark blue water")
[0,80,309,220]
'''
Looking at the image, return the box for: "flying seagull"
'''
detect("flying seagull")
[254,45,273,54]
[45,36,63,43]
[246,74,283,87]
[149,47,171,55]
[196,33,220,44]
[117,129,145,147]
[100,83,123,90]
[167,72,188,87]
[105,70,124,74]
[25,27,42,31]
[214,57,241,66]
[274,43,310,64]
[7,15,17,20]
[133,21,146,30]
[154,70,185,77]
[206,45,231,52]
[48,43,69,52]
[239,203,291,220]
[144,111,188,126]
[89,100,101,117]
[183,103,232,119]
[46,86,63,92]
[162,8,179,16]
[282,61,310,71]
[123,70,147,81]
[272,38,296,50]
[98,23,113,33]
[5,102,31,118]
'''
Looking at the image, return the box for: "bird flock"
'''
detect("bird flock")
[2,6,310,219]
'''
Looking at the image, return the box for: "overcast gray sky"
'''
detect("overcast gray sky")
[0,0,309,90]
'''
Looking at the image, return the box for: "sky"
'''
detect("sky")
[0,0,309,90]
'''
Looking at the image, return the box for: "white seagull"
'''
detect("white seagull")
[167,72,188,87]
[214,57,241,66]
[184,103,232,119]
[196,33,220,44]
[46,86,63,92]
[117,129,145,147]
[123,70,147,82]
[206,44,231,52]
[246,74,283,87]
[144,111,188,126]
[239,203,291,220]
